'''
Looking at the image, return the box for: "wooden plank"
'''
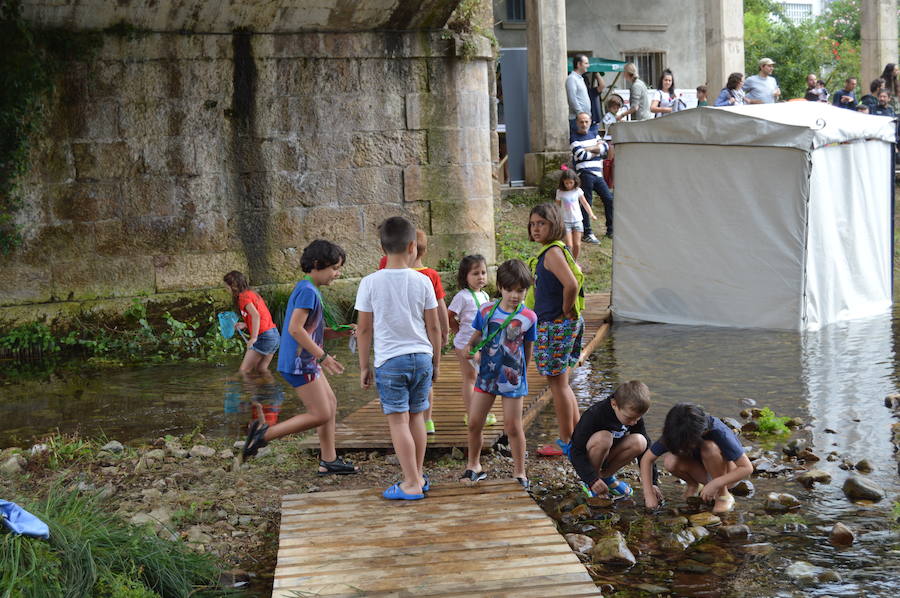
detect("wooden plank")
[272,480,601,597]
[298,293,610,450]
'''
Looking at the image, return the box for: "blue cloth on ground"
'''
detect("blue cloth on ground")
[0,499,50,539]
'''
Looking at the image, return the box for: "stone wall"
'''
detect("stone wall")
[1,21,497,319]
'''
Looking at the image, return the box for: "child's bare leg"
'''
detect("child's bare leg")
[663,453,708,497]
[238,348,265,376]
[547,371,578,443]
[255,352,275,375]
[503,397,526,479]
[386,411,423,494]
[315,374,338,464]
[597,434,647,478]
[409,409,427,479]
[564,230,573,251]
[571,234,581,261]
[264,376,333,442]
[423,388,435,424]
[466,392,495,472]
[699,440,732,497]
[454,348,477,415]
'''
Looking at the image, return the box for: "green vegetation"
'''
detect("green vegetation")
[445,0,498,58]
[0,0,101,254]
[755,407,792,435]
[743,0,891,99]
[0,489,225,598]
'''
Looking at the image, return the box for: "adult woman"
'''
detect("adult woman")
[585,72,606,125]
[714,72,746,106]
[650,69,680,117]
[880,63,899,112]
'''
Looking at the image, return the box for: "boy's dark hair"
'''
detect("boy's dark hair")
[557,168,580,191]
[300,239,346,273]
[661,403,708,457]
[496,259,533,290]
[379,216,417,255]
[456,254,487,290]
[696,84,707,94]
[870,78,884,93]
[612,380,651,413]
[223,270,250,297]
[528,203,566,243]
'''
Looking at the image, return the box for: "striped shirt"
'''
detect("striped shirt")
[570,125,607,176]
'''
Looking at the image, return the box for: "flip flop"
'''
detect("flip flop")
[422,474,430,492]
[383,482,424,501]
[242,419,269,460]
[459,469,487,483]
[602,476,633,499]
[318,457,359,475]
[536,444,563,457]
[515,477,529,490]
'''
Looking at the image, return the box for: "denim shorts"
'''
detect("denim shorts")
[251,328,280,355]
[565,219,584,233]
[375,353,433,415]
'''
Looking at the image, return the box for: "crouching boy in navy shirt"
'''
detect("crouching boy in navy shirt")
[569,380,655,499]
[640,403,753,513]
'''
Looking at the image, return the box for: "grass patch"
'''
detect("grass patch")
[0,489,228,598]
[755,407,791,435]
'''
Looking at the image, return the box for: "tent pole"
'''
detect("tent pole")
[892,139,896,294]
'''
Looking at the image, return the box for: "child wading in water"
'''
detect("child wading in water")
[356,217,442,500]
[243,240,359,476]
[569,381,655,499]
[527,203,585,458]
[461,259,536,488]
[555,168,596,261]
[447,255,495,426]
[223,271,280,376]
[640,403,752,514]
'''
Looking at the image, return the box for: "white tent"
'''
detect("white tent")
[610,102,895,330]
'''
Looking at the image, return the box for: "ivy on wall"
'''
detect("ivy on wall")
[0,0,100,254]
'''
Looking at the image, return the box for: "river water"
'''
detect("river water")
[1,310,898,596]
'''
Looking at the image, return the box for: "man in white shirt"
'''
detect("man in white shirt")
[566,54,591,135]
[743,58,781,104]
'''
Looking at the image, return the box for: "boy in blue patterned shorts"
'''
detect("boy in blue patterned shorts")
[461,259,537,488]
[355,216,443,501]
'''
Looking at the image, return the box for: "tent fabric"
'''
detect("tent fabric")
[612,102,896,150]
[0,499,50,539]
[568,57,627,73]
[611,102,893,330]
[804,141,893,329]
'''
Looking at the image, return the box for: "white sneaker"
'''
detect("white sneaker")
[582,233,601,244]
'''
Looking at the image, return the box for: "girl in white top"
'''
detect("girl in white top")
[555,168,596,261]
[651,69,683,117]
[448,255,492,425]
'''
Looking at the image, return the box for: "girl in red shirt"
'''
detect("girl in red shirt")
[224,271,280,375]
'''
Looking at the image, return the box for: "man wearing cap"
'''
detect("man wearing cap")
[743,58,781,104]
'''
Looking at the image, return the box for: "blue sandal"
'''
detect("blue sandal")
[603,476,633,499]
[383,482,424,501]
[422,474,430,492]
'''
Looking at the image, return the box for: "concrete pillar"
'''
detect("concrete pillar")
[524,0,569,186]
[705,0,744,92]
[861,0,898,87]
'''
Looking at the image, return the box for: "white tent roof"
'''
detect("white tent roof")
[613,102,896,150]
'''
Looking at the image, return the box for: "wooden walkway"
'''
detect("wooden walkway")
[272,480,602,597]
[299,294,611,449]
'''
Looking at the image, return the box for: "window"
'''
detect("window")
[623,51,665,88]
[779,2,813,24]
[506,0,525,22]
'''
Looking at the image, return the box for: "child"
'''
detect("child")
[569,381,654,499]
[223,271,280,376]
[242,241,359,477]
[526,203,585,459]
[696,85,709,107]
[555,168,596,261]
[639,403,753,514]
[447,254,495,426]
[602,94,623,130]
[461,259,537,488]
[356,216,442,500]
[411,229,449,435]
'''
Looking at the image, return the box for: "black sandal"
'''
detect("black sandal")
[459,469,487,483]
[318,457,359,475]
[242,419,269,460]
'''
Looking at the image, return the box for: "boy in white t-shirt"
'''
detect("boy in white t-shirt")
[355,216,442,501]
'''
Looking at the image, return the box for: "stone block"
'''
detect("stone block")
[341,167,403,205]
[406,91,489,129]
[271,170,337,210]
[119,100,193,139]
[137,137,198,176]
[357,59,428,94]
[118,176,178,221]
[85,60,125,100]
[73,142,139,180]
[429,58,489,94]
[49,181,120,222]
[30,140,74,184]
[301,132,354,171]
[351,131,427,168]
[524,151,570,187]
[66,101,119,140]
[51,255,155,300]
[430,196,494,236]
[271,57,360,96]
[193,135,229,175]
[231,173,278,212]
[154,251,247,292]
[428,231,496,268]
[254,96,318,138]
[0,264,53,306]
[260,139,304,172]
[403,163,493,203]
[324,93,405,132]
[26,222,97,258]
[426,127,492,165]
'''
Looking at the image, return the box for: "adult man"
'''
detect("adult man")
[566,54,591,135]
[620,62,651,121]
[859,79,883,111]
[832,77,858,110]
[571,112,612,241]
[804,74,827,102]
[871,90,896,117]
[743,58,780,104]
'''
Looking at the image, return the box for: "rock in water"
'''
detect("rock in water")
[731,479,754,496]
[842,475,885,502]
[568,504,591,520]
[785,561,821,584]
[591,531,636,566]
[0,455,24,476]
[796,469,831,488]
[797,448,820,462]
[101,440,124,453]
[688,512,721,527]
[564,533,594,555]
[764,492,801,511]
[829,522,855,546]
[782,438,807,457]
[189,445,216,458]
[718,524,750,540]
[854,459,873,473]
